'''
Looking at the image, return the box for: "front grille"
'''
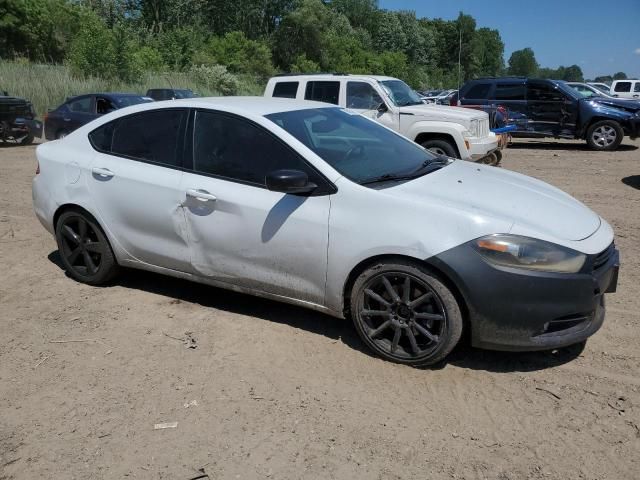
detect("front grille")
[593,242,615,271]
[479,118,489,137]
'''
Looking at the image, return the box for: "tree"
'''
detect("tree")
[475,28,504,77]
[613,71,628,80]
[372,10,407,53]
[561,64,583,82]
[594,75,613,83]
[507,48,538,77]
[206,31,274,79]
[329,0,378,31]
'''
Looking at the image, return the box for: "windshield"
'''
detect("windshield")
[555,81,581,100]
[571,85,599,98]
[379,80,424,107]
[265,108,443,185]
[113,95,154,107]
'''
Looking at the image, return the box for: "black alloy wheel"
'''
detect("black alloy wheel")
[351,261,463,366]
[55,210,119,285]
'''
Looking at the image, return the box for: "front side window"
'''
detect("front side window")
[273,82,299,99]
[614,82,631,93]
[634,83,640,93]
[108,109,186,167]
[346,82,383,110]
[266,108,442,185]
[494,84,525,101]
[527,84,564,101]
[464,83,491,100]
[68,97,92,113]
[305,81,340,105]
[193,110,324,187]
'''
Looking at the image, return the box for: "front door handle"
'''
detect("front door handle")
[186,189,217,202]
[92,167,114,179]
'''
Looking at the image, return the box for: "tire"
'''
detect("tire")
[20,133,34,145]
[56,130,69,140]
[55,209,119,285]
[586,120,623,151]
[420,139,457,158]
[350,260,463,367]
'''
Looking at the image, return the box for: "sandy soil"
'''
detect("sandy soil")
[1,138,639,480]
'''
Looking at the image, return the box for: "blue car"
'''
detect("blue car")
[454,78,640,151]
[44,93,152,140]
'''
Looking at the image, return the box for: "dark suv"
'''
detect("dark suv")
[0,91,42,145]
[453,77,640,151]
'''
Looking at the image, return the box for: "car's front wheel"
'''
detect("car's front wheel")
[420,139,457,158]
[586,120,623,151]
[55,209,119,285]
[350,260,463,367]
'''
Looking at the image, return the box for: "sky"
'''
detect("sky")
[379,0,640,79]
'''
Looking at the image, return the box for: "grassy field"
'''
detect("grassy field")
[0,61,263,116]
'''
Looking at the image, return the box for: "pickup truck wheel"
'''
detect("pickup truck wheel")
[420,139,457,158]
[586,120,623,151]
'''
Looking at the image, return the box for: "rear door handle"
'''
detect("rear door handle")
[92,167,114,179]
[186,189,217,202]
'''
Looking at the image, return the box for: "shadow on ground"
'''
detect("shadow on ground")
[48,250,584,373]
[508,141,638,152]
[622,175,640,190]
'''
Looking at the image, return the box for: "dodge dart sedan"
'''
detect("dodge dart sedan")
[32,97,619,366]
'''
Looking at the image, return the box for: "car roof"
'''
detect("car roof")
[110,96,340,116]
[272,73,398,82]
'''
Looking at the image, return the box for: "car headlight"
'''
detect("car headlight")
[469,119,479,137]
[472,234,586,273]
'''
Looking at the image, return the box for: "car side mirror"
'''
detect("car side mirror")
[377,102,388,114]
[266,169,317,195]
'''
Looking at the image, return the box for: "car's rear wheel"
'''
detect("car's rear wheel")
[350,260,463,367]
[420,139,457,158]
[586,120,623,151]
[55,210,119,285]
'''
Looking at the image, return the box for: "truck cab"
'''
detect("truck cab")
[265,74,500,163]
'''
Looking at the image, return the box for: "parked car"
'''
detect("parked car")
[0,92,42,144]
[44,93,153,140]
[33,97,619,366]
[145,88,198,101]
[456,77,640,151]
[418,89,444,103]
[265,74,500,162]
[610,79,640,99]
[588,82,611,94]
[567,82,618,99]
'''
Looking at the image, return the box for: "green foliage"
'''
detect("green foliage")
[206,31,275,79]
[613,71,628,80]
[537,64,584,82]
[507,48,539,77]
[3,0,604,95]
[189,64,239,95]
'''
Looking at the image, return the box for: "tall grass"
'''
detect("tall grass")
[0,61,264,116]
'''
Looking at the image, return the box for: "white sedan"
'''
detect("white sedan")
[32,97,619,366]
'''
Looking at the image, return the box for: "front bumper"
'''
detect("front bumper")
[467,133,500,160]
[428,241,619,351]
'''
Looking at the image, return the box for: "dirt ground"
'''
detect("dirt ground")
[1,137,639,480]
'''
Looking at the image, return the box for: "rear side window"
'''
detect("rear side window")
[494,84,525,101]
[463,83,491,100]
[102,109,186,167]
[305,81,340,105]
[272,82,299,99]
[614,82,631,93]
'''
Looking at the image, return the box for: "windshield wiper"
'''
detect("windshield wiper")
[360,157,449,186]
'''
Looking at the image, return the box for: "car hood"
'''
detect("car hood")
[389,160,601,242]
[399,104,487,127]
[587,97,640,113]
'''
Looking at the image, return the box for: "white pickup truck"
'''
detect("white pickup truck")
[264,74,501,163]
